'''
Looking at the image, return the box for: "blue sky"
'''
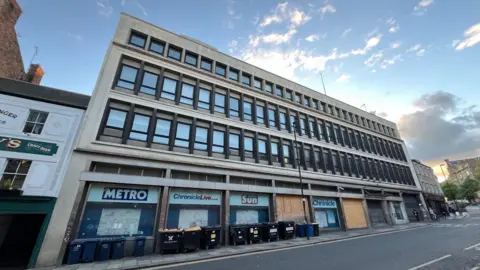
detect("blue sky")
[15,0,480,178]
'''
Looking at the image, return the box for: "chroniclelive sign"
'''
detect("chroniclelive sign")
[0,136,58,156]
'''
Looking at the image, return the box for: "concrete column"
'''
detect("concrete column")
[338,197,348,231]
[362,199,372,229]
[36,152,90,267]
[224,189,230,246]
[418,193,431,220]
[308,195,315,223]
[158,186,170,230]
[381,200,393,225]
[271,180,277,222]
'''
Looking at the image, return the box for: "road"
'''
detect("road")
[150,212,480,270]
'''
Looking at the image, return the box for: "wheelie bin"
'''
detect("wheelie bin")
[261,222,279,242]
[229,224,248,246]
[66,240,83,265]
[96,239,114,261]
[246,224,261,244]
[278,221,296,239]
[134,237,146,257]
[158,229,183,254]
[183,227,201,253]
[111,239,125,259]
[81,240,98,262]
[295,224,306,238]
[306,224,314,237]
[312,223,320,236]
[200,226,221,250]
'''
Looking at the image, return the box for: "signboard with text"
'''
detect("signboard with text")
[312,198,338,209]
[169,188,222,205]
[0,136,58,156]
[230,193,270,207]
[87,185,159,204]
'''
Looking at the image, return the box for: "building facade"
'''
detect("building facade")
[445,157,480,184]
[0,78,88,268]
[412,159,446,216]
[36,13,425,267]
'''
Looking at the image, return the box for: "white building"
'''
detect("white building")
[0,78,88,269]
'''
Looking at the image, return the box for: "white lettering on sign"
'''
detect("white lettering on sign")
[102,188,148,201]
[313,199,337,208]
[241,195,259,205]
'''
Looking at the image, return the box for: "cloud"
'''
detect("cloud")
[416,48,426,56]
[305,34,319,42]
[413,0,434,15]
[290,9,311,27]
[406,44,422,53]
[96,0,113,17]
[350,35,382,55]
[67,32,83,41]
[364,51,384,67]
[259,2,288,27]
[133,0,148,17]
[336,74,350,83]
[389,26,399,33]
[391,42,401,49]
[379,54,402,69]
[398,90,480,161]
[364,51,402,70]
[228,40,238,53]
[341,28,352,38]
[320,3,336,18]
[225,0,242,29]
[455,23,480,51]
[377,112,388,118]
[250,29,297,46]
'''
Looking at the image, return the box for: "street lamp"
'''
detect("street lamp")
[292,119,310,240]
[440,164,460,215]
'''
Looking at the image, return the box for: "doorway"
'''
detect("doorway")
[0,214,45,269]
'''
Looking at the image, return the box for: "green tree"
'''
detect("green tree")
[441,182,459,201]
[459,178,480,202]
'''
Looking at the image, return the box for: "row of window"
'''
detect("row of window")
[0,159,32,190]
[127,30,397,138]
[99,103,415,186]
[114,60,406,163]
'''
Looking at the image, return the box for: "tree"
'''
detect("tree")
[441,181,459,201]
[474,160,480,181]
[459,178,480,202]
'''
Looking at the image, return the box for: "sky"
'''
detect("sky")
[15,0,480,180]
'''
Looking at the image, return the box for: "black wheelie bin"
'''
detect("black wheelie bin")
[246,224,261,244]
[261,222,279,242]
[183,227,201,253]
[229,224,248,246]
[200,226,221,250]
[278,221,296,239]
[158,229,183,254]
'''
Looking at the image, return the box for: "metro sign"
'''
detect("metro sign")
[102,188,148,201]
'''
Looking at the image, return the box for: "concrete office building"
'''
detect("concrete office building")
[36,13,425,267]
[0,78,88,269]
[412,159,446,216]
[444,157,480,184]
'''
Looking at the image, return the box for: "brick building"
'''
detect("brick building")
[0,0,44,84]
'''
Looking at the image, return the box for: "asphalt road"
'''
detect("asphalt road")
[153,212,480,270]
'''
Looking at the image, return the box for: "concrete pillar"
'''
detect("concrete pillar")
[381,200,393,225]
[418,193,431,220]
[36,152,90,267]
[362,199,372,229]
[308,195,315,223]
[271,180,277,222]
[158,186,170,230]
[338,197,348,231]
[224,189,230,246]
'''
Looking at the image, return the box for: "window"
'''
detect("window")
[229,133,239,151]
[140,71,158,95]
[279,112,287,130]
[333,125,341,144]
[244,137,254,153]
[324,151,332,171]
[174,123,190,147]
[256,105,265,124]
[149,40,165,55]
[244,101,253,120]
[342,128,350,147]
[295,93,301,104]
[264,83,273,93]
[271,142,279,162]
[320,102,327,112]
[194,127,208,150]
[313,100,319,109]
[326,123,334,141]
[268,109,276,127]
[200,58,212,72]
[332,152,341,173]
[161,77,177,100]
[23,110,48,134]
[153,119,171,144]
[349,113,354,122]
[283,144,291,164]
[304,97,310,107]
[229,69,239,81]
[185,52,198,66]
[180,83,194,105]
[212,130,225,153]
[309,121,315,137]
[129,32,146,48]
[275,86,283,97]
[349,155,357,176]
[341,154,348,174]
[285,90,292,100]
[254,78,262,89]
[117,65,138,90]
[328,106,334,115]
[106,109,127,129]
[129,114,150,141]
[198,88,211,109]
[299,118,306,135]
[258,139,267,160]
[229,97,240,118]
[1,159,32,190]
[215,64,226,77]
[167,46,182,61]
[242,74,251,86]
[335,108,341,117]
[317,121,325,140]
[289,114,296,132]
[214,93,226,113]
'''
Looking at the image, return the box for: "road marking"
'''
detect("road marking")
[141,226,430,270]
[465,243,480,251]
[407,254,452,270]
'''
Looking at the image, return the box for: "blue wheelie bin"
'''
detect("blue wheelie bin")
[66,241,82,265]
[96,239,113,261]
[81,240,98,262]
[134,237,146,257]
[111,239,125,259]
[295,224,305,237]
[306,224,314,237]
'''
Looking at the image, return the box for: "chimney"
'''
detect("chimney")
[26,64,44,85]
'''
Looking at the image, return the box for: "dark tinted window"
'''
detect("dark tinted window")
[242,74,251,86]
[216,64,226,76]
[254,78,262,89]
[149,40,165,55]
[285,90,292,100]
[275,87,283,97]
[167,46,181,61]
[265,83,273,93]
[229,69,239,81]
[129,32,146,48]
[200,58,212,72]
[185,53,198,66]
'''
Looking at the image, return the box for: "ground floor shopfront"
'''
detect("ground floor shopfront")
[424,193,448,217]
[0,195,56,269]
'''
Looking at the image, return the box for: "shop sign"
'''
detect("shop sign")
[87,184,159,204]
[0,136,58,156]
[0,105,28,130]
[169,188,221,205]
[312,199,337,209]
[230,193,269,207]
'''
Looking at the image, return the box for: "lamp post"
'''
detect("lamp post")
[292,119,310,240]
[440,164,459,215]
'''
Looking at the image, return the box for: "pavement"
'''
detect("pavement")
[47,222,430,270]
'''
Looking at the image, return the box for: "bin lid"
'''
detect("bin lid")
[202,225,221,229]
[159,229,183,232]
[185,226,202,231]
